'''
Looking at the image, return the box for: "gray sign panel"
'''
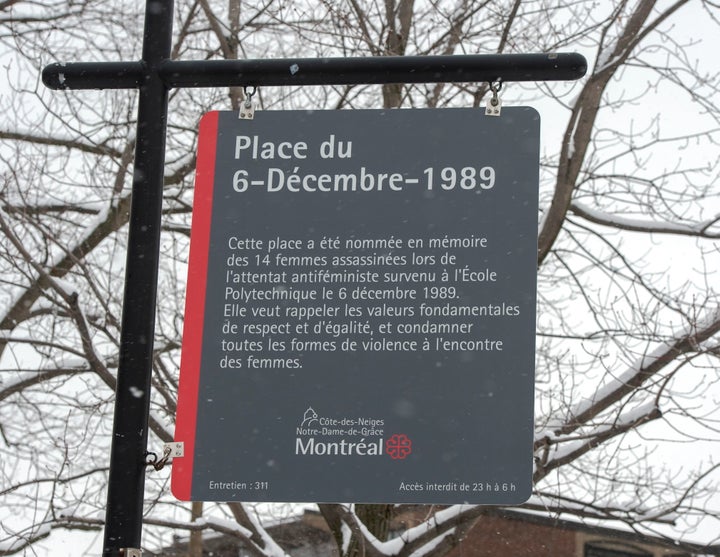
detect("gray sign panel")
[173,108,539,504]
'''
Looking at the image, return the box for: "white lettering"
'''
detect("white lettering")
[295,437,383,456]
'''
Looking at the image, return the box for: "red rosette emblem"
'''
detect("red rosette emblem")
[386,433,412,460]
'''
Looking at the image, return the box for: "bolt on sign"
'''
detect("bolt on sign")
[172,108,539,504]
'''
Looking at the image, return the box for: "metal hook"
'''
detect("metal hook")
[145,445,172,471]
[485,79,502,116]
[244,86,256,106]
[490,79,502,104]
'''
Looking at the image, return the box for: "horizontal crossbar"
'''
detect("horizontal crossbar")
[43,53,586,90]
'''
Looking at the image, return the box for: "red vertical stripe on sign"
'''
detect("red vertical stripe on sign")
[172,111,219,500]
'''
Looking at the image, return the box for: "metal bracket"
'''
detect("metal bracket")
[485,96,502,116]
[239,86,256,119]
[165,441,184,458]
[239,99,255,120]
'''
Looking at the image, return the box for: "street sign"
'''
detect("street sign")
[173,108,539,503]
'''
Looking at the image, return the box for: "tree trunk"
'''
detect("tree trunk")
[188,501,204,557]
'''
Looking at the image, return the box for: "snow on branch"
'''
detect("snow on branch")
[0,129,123,158]
[144,515,254,540]
[0,189,133,354]
[0,367,83,404]
[551,306,720,440]
[0,523,51,556]
[521,494,679,526]
[407,528,456,557]
[333,504,483,557]
[571,202,720,238]
[235,503,291,557]
[534,401,662,481]
[95,511,281,557]
[592,0,686,77]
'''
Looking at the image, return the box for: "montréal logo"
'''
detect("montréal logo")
[385,433,412,460]
[295,408,412,459]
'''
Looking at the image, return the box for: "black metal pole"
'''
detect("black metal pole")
[165,52,586,87]
[101,1,173,555]
[43,52,587,90]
